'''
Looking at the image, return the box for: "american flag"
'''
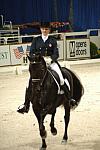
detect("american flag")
[13,46,24,59]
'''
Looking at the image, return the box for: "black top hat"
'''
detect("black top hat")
[40,22,51,28]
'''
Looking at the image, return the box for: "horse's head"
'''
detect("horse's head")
[27,53,47,80]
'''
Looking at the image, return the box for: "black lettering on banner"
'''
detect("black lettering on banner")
[84,42,87,47]
[69,41,75,57]
[0,52,8,60]
[75,40,87,56]
[76,49,87,55]
[23,56,28,63]
[4,52,8,59]
[76,42,87,48]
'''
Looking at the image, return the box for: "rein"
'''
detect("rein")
[40,70,48,86]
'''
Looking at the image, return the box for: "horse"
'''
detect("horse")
[27,53,84,150]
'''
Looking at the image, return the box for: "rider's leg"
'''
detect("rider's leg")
[17,79,32,114]
[50,62,64,85]
[50,62,77,106]
[61,83,77,106]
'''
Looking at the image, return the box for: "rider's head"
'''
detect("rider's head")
[40,22,51,36]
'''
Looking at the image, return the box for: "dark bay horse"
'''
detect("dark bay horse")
[27,54,84,150]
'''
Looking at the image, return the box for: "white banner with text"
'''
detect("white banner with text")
[66,38,90,59]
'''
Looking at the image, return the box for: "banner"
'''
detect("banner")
[0,45,11,66]
[66,38,90,59]
[10,43,31,65]
[0,39,63,66]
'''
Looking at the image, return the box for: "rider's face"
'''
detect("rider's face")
[40,27,50,36]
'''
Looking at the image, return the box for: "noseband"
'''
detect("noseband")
[32,79,41,82]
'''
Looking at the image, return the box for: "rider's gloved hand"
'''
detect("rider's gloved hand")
[43,56,52,66]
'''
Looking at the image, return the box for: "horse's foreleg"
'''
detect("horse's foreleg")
[39,113,47,139]
[40,139,47,150]
[50,109,57,135]
[32,109,47,149]
[39,114,47,149]
[33,108,47,139]
[62,103,70,144]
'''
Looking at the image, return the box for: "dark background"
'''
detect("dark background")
[0,0,100,33]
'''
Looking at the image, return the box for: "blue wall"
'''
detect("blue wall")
[73,0,100,31]
[0,0,100,31]
[0,0,70,24]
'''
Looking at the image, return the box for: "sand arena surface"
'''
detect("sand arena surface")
[0,63,100,150]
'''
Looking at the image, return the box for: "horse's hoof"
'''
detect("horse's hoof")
[40,147,46,150]
[51,128,57,135]
[61,139,67,145]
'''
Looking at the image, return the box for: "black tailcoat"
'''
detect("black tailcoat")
[29,35,59,61]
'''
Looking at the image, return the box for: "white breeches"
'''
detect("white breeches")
[50,62,64,85]
[43,57,64,85]
[43,57,70,90]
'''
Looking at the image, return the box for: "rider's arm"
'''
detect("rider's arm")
[51,38,59,62]
[29,38,36,56]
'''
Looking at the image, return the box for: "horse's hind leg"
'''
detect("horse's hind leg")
[62,103,70,144]
[50,109,57,135]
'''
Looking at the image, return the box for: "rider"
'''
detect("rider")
[17,22,77,114]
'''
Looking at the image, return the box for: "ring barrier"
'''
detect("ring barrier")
[0,29,100,66]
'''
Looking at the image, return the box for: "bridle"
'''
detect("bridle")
[30,58,48,86]
[31,70,48,87]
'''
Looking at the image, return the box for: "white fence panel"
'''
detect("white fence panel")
[0,45,11,66]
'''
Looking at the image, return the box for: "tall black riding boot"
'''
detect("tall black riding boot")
[61,83,77,107]
[17,87,31,114]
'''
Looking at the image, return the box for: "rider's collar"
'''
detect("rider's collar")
[42,34,48,42]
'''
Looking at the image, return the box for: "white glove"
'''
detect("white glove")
[43,56,52,66]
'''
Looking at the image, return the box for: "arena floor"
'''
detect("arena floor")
[0,62,100,150]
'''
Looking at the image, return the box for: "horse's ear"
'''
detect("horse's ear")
[27,54,31,62]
